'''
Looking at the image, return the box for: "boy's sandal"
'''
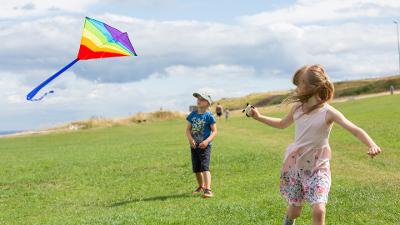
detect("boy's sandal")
[192,186,204,194]
[203,189,214,198]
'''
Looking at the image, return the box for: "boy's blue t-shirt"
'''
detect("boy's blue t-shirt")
[186,110,216,146]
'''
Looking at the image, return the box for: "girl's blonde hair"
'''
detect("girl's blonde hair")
[284,64,334,114]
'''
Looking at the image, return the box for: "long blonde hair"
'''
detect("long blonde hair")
[284,64,334,114]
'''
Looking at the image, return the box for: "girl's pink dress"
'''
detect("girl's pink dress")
[280,103,333,206]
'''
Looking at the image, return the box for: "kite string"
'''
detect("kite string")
[26,58,80,101]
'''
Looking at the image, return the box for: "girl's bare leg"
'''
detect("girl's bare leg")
[312,203,326,225]
[283,205,302,225]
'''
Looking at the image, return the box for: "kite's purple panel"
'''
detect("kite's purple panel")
[104,23,124,39]
[103,23,134,55]
[119,33,137,56]
[104,23,136,55]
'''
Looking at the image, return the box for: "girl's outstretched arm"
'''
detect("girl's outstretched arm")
[249,105,296,129]
[326,107,382,158]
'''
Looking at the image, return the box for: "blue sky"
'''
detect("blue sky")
[90,0,295,23]
[0,0,399,131]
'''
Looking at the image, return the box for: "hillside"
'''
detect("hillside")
[213,74,400,110]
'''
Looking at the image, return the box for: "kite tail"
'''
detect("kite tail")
[26,58,79,101]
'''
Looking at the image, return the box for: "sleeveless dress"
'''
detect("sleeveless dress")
[280,103,333,206]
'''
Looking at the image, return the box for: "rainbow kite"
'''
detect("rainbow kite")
[27,17,137,101]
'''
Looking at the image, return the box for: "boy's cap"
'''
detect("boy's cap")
[193,92,213,105]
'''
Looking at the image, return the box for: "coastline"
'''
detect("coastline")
[0,129,57,139]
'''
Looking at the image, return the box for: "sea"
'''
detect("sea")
[0,130,23,136]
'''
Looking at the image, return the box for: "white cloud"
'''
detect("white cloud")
[239,0,400,26]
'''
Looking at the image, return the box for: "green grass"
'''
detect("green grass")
[1,95,399,224]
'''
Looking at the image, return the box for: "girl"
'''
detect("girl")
[247,65,381,225]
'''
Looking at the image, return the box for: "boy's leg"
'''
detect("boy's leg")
[202,171,213,198]
[191,148,204,189]
[200,146,211,189]
[202,171,211,189]
[195,172,204,187]
[311,203,326,225]
[199,146,213,197]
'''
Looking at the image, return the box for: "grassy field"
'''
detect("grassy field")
[0,94,399,224]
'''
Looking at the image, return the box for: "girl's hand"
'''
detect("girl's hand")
[199,140,209,149]
[367,145,382,158]
[189,139,197,149]
[249,107,260,119]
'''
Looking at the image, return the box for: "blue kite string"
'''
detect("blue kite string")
[27,58,79,101]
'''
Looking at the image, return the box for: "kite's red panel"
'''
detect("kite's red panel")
[77,45,128,60]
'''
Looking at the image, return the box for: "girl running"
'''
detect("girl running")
[247,64,382,225]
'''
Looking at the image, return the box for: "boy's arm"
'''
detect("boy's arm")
[199,123,217,149]
[186,122,197,148]
[249,105,296,129]
[327,107,381,158]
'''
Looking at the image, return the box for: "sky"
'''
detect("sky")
[1,0,399,131]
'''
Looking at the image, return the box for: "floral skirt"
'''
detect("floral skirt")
[280,169,331,206]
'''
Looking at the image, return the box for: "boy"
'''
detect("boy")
[186,92,217,198]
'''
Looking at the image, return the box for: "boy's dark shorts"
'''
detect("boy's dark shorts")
[191,145,211,173]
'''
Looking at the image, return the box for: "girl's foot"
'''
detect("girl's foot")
[192,186,204,194]
[203,189,214,198]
